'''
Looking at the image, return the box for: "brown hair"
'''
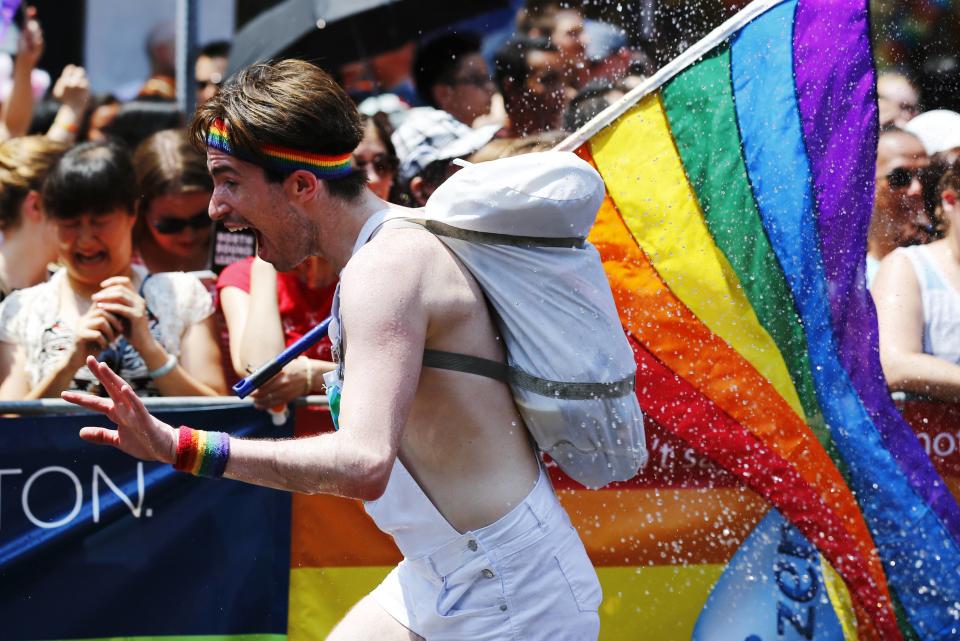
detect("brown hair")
[133,129,212,213]
[189,59,366,199]
[0,136,68,231]
[937,162,960,231]
[940,162,960,195]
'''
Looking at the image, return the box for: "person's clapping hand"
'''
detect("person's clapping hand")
[90,276,155,353]
[52,64,90,113]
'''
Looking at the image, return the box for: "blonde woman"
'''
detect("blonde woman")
[0,135,67,301]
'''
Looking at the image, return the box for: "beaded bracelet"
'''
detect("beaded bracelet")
[173,426,230,478]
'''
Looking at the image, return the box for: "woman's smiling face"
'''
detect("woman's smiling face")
[56,208,137,288]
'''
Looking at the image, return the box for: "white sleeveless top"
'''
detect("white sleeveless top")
[0,265,213,394]
[898,244,960,365]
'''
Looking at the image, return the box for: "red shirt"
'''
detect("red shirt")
[216,257,336,362]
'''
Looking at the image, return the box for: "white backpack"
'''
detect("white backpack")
[413,151,647,489]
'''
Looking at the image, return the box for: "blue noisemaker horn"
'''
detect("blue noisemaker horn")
[232,316,332,399]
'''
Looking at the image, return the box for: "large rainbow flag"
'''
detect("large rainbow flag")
[555,0,960,638]
[288,1,960,640]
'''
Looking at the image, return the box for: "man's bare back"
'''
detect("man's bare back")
[340,222,540,532]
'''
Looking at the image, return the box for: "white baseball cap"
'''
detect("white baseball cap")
[905,109,960,156]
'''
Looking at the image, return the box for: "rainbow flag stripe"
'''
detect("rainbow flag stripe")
[206,118,353,179]
[551,0,960,638]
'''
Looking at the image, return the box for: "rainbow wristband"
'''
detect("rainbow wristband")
[174,426,231,478]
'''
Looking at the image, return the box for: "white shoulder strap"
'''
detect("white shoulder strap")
[350,208,410,258]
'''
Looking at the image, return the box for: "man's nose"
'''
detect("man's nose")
[907,176,924,197]
[208,195,228,220]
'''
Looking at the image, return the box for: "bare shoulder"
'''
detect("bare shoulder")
[341,226,457,296]
[337,227,450,334]
[873,247,920,296]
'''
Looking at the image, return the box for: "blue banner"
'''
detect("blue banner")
[692,509,845,641]
[0,406,292,641]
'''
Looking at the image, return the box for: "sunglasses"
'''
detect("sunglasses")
[149,210,211,235]
[886,167,923,190]
[353,153,397,178]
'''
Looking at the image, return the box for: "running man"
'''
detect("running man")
[63,59,601,641]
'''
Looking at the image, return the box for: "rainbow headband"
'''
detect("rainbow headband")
[206,118,354,179]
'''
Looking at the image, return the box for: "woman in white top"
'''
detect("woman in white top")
[873,164,960,400]
[0,141,225,399]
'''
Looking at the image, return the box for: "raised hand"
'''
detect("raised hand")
[62,356,177,464]
[91,276,153,353]
[52,64,90,113]
[16,7,44,70]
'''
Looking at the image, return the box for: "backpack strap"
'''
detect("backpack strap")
[422,349,635,400]
[423,349,509,382]
[411,219,586,249]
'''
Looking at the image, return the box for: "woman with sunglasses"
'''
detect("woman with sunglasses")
[132,129,213,273]
[873,163,960,402]
[0,141,226,399]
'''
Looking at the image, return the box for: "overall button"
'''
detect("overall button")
[481,568,495,579]
[467,539,478,552]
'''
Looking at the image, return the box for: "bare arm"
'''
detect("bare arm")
[220,280,333,408]
[46,65,90,144]
[174,315,227,395]
[3,10,43,139]
[238,258,285,371]
[0,342,29,399]
[218,285,254,376]
[65,246,429,500]
[873,250,960,401]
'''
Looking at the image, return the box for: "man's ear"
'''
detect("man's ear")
[284,169,322,203]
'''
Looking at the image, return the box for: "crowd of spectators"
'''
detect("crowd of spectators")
[0,1,956,414]
[0,0,650,404]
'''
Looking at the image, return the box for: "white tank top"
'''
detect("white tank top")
[898,244,960,365]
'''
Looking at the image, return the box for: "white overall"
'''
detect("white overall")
[322,210,602,640]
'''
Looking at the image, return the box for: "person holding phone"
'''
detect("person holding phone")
[0,141,225,399]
